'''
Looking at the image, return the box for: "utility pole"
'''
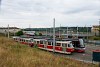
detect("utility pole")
[67,26,68,38]
[53,18,55,53]
[13,25,15,36]
[49,28,51,36]
[0,0,1,5]
[77,26,78,38]
[8,24,9,38]
[59,24,61,38]
[99,19,100,37]
[0,0,1,7]
[87,26,88,40]
[0,0,2,11]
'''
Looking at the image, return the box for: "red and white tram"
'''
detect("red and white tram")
[13,36,20,42]
[13,37,80,54]
[55,41,74,54]
[58,38,85,53]
[13,37,34,47]
[72,39,85,53]
[34,39,74,54]
[34,39,46,49]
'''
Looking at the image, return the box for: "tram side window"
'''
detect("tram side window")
[23,40,25,42]
[40,41,43,44]
[26,40,28,42]
[68,44,70,47]
[37,41,40,44]
[34,41,36,44]
[51,42,53,46]
[22,39,23,42]
[48,42,51,45]
[56,43,61,46]
[62,43,67,47]
[29,39,31,42]
[31,39,34,42]
[20,39,22,42]
[68,43,73,47]
[21,39,23,42]
[44,41,47,44]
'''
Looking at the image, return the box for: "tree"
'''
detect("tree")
[39,33,42,36]
[16,30,23,36]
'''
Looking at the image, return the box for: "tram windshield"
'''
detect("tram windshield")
[72,40,85,48]
[79,39,85,48]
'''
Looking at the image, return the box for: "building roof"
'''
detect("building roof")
[0,27,20,29]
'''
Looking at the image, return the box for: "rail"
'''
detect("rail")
[85,40,100,45]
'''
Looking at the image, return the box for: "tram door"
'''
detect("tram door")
[62,43,67,52]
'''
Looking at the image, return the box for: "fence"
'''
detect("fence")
[85,40,100,45]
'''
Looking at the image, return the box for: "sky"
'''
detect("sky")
[0,0,100,28]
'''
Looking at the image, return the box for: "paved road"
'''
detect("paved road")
[54,43,100,63]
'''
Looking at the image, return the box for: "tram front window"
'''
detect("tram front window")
[79,39,85,48]
[72,41,85,48]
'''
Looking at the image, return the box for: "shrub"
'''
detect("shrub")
[16,30,23,36]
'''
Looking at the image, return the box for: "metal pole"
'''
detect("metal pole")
[50,28,51,36]
[46,28,47,36]
[13,26,15,36]
[8,24,9,38]
[0,0,1,8]
[67,26,68,38]
[77,26,78,38]
[87,26,88,40]
[53,18,55,52]
[59,24,61,38]
[99,19,100,37]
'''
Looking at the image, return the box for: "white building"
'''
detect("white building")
[0,27,20,34]
[23,31,35,35]
[91,25,100,36]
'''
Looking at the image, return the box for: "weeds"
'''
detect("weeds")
[0,36,98,67]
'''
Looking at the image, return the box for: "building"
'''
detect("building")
[91,25,100,36]
[23,31,35,36]
[0,27,21,34]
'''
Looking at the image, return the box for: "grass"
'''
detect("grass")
[0,36,98,67]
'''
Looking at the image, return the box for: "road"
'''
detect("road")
[54,43,100,63]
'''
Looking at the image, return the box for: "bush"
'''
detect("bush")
[94,37,100,40]
[16,30,23,36]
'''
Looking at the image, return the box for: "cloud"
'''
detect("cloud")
[95,10,100,16]
[0,0,100,28]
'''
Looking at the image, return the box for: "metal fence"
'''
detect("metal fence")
[85,40,100,45]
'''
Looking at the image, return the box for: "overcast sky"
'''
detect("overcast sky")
[0,0,100,28]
